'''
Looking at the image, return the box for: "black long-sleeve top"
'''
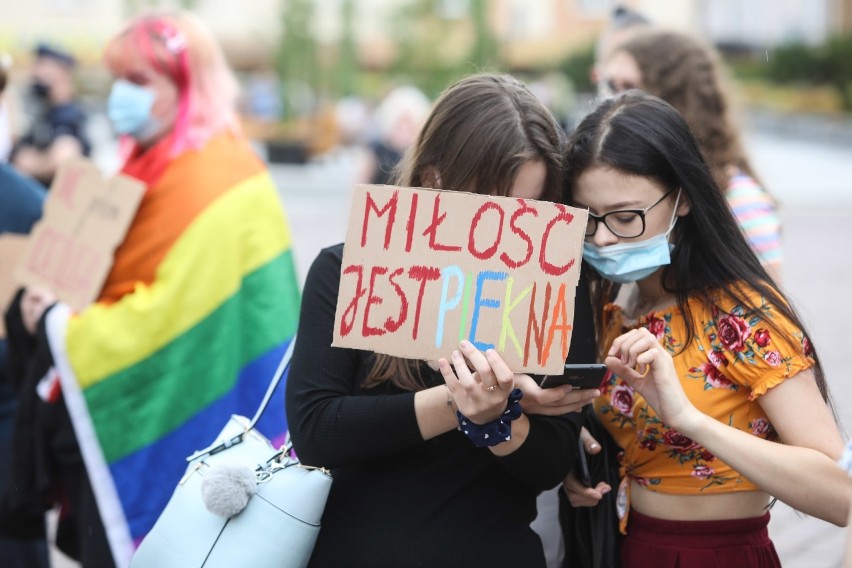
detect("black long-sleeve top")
[286,244,588,567]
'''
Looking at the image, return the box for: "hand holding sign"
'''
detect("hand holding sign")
[14,159,145,312]
[439,341,516,425]
[332,184,588,375]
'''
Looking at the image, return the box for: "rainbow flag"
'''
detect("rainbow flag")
[45,135,300,566]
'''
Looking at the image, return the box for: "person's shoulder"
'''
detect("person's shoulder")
[0,163,46,203]
[304,244,345,293]
[726,170,769,197]
[0,164,46,232]
[705,281,797,328]
[323,242,345,254]
[317,243,345,265]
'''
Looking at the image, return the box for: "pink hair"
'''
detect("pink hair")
[104,9,240,156]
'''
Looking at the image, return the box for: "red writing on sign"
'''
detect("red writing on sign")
[360,190,577,276]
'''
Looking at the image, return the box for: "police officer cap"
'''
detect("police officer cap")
[34,43,76,67]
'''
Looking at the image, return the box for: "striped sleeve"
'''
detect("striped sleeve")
[725,172,782,269]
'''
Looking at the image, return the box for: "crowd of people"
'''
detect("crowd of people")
[0,4,850,568]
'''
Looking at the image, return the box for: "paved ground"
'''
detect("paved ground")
[748,132,852,567]
[50,125,851,567]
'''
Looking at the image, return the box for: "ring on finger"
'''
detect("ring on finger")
[482,383,499,391]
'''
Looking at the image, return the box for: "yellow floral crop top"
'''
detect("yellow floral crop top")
[593,285,814,499]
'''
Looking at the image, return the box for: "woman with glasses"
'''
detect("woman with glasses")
[561,91,847,567]
[600,30,783,280]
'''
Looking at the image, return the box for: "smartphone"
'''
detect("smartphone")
[577,441,593,488]
[536,363,607,390]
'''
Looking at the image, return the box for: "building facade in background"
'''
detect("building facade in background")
[1,0,849,80]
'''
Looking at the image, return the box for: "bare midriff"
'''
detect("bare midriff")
[630,480,771,521]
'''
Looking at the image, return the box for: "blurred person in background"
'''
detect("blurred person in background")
[0,57,50,568]
[10,43,90,187]
[843,441,852,567]
[600,30,783,278]
[0,54,15,162]
[591,5,651,98]
[356,85,431,185]
[2,9,301,567]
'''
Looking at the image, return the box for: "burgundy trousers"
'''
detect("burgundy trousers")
[621,509,782,568]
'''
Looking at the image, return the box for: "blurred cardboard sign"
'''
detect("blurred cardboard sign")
[14,159,145,312]
[332,184,589,374]
[0,234,29,338]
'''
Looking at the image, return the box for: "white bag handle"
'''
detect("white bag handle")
[248,336,297,430]
[187,335,297,462]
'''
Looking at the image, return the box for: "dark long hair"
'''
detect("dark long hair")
[565,91,830,403]
[367,73,565,391]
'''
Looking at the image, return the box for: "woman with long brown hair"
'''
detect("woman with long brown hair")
[286,73,598,567]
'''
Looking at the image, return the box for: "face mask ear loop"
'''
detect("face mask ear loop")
[664,189,682,238]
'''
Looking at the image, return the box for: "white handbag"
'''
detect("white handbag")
[131,338,332,568]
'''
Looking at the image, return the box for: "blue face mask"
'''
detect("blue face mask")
[107,79,161,141]
[582,191,681,284]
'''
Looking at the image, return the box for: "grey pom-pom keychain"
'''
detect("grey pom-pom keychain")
[201,463,257,518]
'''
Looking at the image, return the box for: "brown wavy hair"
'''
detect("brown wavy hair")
[614,30,759,192]
[364,73,565,391]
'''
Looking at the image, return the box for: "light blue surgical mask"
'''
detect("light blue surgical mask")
[583,191,681,284]
[107,79,161,141]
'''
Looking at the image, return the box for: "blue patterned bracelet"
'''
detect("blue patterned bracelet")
[457,388,525,448]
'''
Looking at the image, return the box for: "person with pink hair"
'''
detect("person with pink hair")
[103,9,241,170]
[4,9,300,567]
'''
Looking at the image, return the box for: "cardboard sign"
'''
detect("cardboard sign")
[14,159,145,312]
[332,185,589,374]
[0,234,30,338]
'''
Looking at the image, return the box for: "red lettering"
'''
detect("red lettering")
[422,195,461,252]
[407,265,441,340]
[340,265,365,336]
[362,190,399,250]
[540,205,576,276]
[74,246,98,291]
[27,228,66,275]
[524,283,552,366]
[468,202,504,260]
[55,167,84,210]
[500,199,538,269]
[384,268,408,332]
[24,229,102,302]
[542,283,572,365]
[405,193,418,253]
[362,265,388,337]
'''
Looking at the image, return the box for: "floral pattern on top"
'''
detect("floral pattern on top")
[594,285,813,494]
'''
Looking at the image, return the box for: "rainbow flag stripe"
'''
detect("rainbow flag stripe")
[46,138,300,566]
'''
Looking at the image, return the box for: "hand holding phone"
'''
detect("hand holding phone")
[537,363,607,390]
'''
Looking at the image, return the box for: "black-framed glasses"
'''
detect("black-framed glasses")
[584,189,675,238]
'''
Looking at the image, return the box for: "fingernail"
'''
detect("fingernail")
[590,443,600,451]
[485,349,497,359]
[601,487,611,494]
[590,389,601,397]
[460,340,471,349]
[452,350,461,360]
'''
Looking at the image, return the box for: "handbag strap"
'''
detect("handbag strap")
[248,336,296,430]
[186,336,297,462]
